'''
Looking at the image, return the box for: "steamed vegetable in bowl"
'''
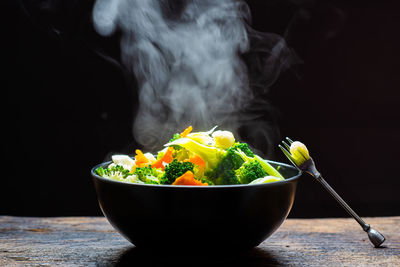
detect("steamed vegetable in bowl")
[95,126,284,185]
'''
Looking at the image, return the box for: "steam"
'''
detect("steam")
[93,0,295,153]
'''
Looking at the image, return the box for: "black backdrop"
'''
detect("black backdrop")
[4,0,400,217]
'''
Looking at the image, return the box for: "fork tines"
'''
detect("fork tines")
[286,137,294,144]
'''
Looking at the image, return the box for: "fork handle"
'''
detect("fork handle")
[304,159,369,231]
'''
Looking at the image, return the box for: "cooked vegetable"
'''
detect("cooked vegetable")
[165,138,224,169]
[206,147,243,185]
[160,159,194,184]
[214,169,240,185]
[169,133,181,143]
[235,161,267,184]
[95,126,284,186]
[134,166,163,184]
[212,130,235,149]
[151,147,174,170]
[111,155,135,171]
[206,143,256,185]
[250,176,283,184]
[95,165,130,179]
[172,171,208,186]
[186,126,217,145]
[135,149,150,167]
[187,155,205,167]
[180,126,193,138]
[235,148,284,179]
[289,141,310,166]
[231,143,254,157]
[95,165,142,184]
[254,155,284,179]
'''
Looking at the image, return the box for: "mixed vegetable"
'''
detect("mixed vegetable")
[95,126,284,186]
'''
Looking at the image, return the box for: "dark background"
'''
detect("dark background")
[3,0,400,217]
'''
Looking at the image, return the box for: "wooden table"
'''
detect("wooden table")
[1,216,399,266]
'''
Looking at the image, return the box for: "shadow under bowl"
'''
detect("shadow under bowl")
[91,161,301,254]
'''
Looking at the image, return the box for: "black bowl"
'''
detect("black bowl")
[91,161,301,254]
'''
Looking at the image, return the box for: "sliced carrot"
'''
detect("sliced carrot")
[188,155,205,167]
[183,155,206,178]
[180,126,193,138]
[151,147,174,170]
[172,171,208,186]
[135,149,149,167]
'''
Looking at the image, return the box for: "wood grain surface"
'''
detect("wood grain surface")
[0,216,399,266]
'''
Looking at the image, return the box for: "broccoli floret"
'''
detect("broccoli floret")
[95,165,131,179]
[199,177,215,185]
[234,147,284,179]
[161,159,194,184]
[213,169,240,185]
[235,161,267,184]
[231,142,254,157]
[95,166,106,176]
[134,166,163,184]
[206,146,245,185]
[169,133,181,143]
[208,143,268,185]
[223,147,246,170]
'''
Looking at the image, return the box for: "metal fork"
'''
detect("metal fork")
[279,137,385,248]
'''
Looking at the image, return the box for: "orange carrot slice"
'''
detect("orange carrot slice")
[180,126,193,138]
[188,155,205,167]
[151,147,174,170]
[172,171,208,186]
[135,149,149,167]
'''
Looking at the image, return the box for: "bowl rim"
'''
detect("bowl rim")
[91,159,301,189]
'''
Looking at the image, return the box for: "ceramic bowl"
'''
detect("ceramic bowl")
[91,160,301,254]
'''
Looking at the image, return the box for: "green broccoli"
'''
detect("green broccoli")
[206,143,254,185]
[213,169,240,185]
[210,144,282,184]
[95,165,131,179]
[235,161,267,184]
[207,148,243,184]
[95,166,106,176]
[199,177,215,185]
[231,142,254,157]
[235,149,284,180]
[134,166,163,184]
[160,159,194,184]
[169,133,181,143]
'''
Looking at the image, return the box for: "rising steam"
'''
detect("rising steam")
[93,0,295,153]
